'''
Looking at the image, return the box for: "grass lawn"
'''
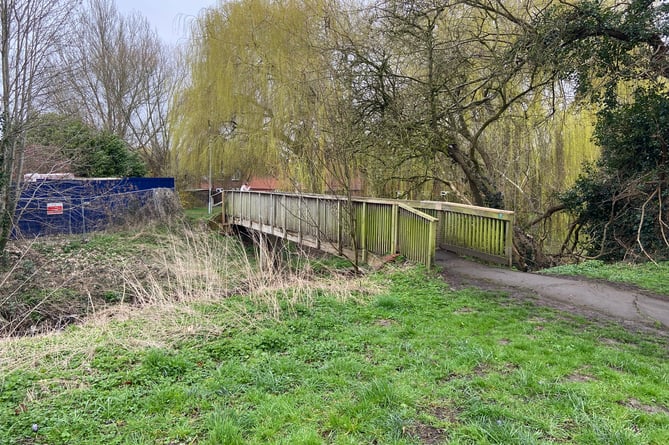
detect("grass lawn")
[184,206,222,222]
[1,266,667,444]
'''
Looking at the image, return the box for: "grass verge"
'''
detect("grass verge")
[184,207,222,223]
[1,267,668,444]
[541,260,669,296]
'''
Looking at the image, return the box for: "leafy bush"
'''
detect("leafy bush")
[27,114,147,178]
[76,131,147,178]
[561,87,669,261]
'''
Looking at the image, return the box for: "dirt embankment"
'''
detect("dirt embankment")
[1,235,157,337]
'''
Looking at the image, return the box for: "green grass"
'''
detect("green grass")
[185,206,222,222]
[1,268,668,444]
[541,260,669,295]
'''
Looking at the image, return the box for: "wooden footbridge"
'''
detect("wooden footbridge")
[222,191,514,268]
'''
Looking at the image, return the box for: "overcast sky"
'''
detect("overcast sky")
[114,0,217,45]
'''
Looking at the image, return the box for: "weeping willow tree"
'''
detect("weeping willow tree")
[173,0,600,205]
[170,0,606,266]
[171,0,340,191]
[332,1,565,208]
[479,101,599,253]
[316,0,603,264]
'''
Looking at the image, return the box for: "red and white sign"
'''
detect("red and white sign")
[46,202,64,215]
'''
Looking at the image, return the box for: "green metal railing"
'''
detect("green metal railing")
[223,191,514,268]
[224,191,438,268]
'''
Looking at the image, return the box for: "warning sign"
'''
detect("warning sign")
[46,202,63,215]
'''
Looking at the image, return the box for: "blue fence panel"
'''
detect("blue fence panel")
[13,178,175,238]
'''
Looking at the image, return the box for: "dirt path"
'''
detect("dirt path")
[435,251,669,334]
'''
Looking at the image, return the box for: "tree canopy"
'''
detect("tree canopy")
[52,0,174,176]
[171,0,333,189]
[0,0,172,257]
[1,0,78,255]
[170,0,669,264]
[526,0,669,260]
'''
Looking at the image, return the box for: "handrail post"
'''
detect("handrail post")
[436,206,444,247]
[428,219,437,269]
[316,198,321,250]
[235,191,239,222]
[271,193,275,229]
[337,199,342,255]
[255,192,260,223]
[391,203,399,254]
[298,195,303,245]
[220,190,225,224]
[245,191,249,223]
[228,191,233,223]
[282,194,287,238]
[505,213,514,267]
[361,201,367,264]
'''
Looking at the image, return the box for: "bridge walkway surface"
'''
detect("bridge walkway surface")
[436,251,669,332]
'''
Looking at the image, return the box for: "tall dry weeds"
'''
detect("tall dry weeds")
[119,225,246,305]
[120,226,376,317]
[0,222,381,373]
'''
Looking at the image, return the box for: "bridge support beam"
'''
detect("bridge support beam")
[253,231,285,273]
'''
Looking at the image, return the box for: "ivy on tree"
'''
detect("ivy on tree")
[539,0,669,261]
[562,88,669,260]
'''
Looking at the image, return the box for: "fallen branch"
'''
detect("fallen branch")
[659,186,669,248]
[526,204,566,228]
[637,188,658,265]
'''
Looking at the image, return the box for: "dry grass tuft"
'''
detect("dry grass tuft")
[0,224,384,374]
[119,226,247,305]
[239,233,381,318]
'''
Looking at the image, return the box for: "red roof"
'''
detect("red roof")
[248,177,279,191]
